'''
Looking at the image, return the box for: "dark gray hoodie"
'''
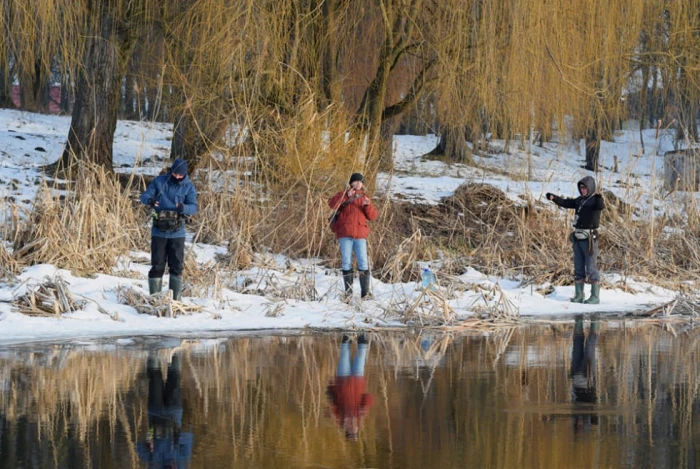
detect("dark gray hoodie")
[550,177,605,229]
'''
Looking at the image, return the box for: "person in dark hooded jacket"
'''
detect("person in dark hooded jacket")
[546,176,605,304]
[140,159,198,301]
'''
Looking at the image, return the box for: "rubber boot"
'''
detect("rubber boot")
[570,282,585,303]
[589,314,601,334]
[359,270,371,299]
[584,283,600,305]
[169,275,183,301]
[342,270,354,299]
[148,277,163,295]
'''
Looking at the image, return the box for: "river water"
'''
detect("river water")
[0,318,698,468]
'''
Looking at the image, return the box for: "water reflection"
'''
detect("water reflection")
[138,353,193,468]
[327,333,373,440]
[571,314,600,433]
[0,324,697,468]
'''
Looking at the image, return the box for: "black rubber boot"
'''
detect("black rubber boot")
[169,275,183,301]
[359,270,371,299]
[342,270,354,298]
[148,277,163,295]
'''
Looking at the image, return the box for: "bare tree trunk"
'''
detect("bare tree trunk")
[427,125,472,163]
[378,117,400,172]
[0,60,13,108]
[60,75,72,115]
[585,126,600,172]
[18,64,38,111]
[53,2,138,173]
[122,75,138,120]
[170,111,227,169]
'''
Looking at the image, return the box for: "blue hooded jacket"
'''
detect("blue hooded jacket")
[140,159,198,238]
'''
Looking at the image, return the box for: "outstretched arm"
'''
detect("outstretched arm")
[546,193,576,209]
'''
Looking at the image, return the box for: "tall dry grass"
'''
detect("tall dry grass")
[1,159,699,296]
[6,164,147,276]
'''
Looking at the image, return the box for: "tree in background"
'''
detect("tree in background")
[2,0,700,178]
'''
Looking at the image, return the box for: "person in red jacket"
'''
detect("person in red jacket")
[328,173,378,299]
[327,333,374,440]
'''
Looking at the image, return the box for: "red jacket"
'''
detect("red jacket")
[328,189,378,239]
[327,377,374,422]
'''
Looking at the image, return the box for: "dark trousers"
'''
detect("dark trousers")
[573,238,600,283]
[149,236,185,278]
[571,327,599,403]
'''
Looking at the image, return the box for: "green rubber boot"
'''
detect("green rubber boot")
[169,275,183,301]
[570,282,585,303]
[584,283,600,305]
[148,277,163,295]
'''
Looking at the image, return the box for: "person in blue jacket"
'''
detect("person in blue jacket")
[140,159,198,301]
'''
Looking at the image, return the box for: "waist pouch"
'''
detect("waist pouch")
[153,210,181,232]
[574,229,591,240]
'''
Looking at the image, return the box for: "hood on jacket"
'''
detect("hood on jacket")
[171,158,188,176]
[578,176,596,195]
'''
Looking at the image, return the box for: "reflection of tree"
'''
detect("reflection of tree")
[0,328,699,468]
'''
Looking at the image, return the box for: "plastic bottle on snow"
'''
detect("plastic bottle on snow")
[421,268,435,289]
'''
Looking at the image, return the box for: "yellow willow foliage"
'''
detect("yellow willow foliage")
[435,0,648,139]
[4,0,700,167]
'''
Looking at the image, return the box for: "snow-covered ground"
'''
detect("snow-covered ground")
[0,110,688,344]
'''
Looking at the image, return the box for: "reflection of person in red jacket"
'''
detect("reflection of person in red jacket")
[327,333,374,440]
[328,173,378,299]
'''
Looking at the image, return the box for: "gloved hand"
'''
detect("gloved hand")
[148,199,159,208]
[545,193,555,201]
[177,203,184,213]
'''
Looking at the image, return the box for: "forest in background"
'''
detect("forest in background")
[2,0,700,288]
[3,0,700,175]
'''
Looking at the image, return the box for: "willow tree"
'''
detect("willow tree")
[0,0,62,112]
[54,0,150,172]
[652,0,700,144]
[157,0,248,169]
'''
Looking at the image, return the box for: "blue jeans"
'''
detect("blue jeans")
[339,237,369,271]
[337,342,369,377]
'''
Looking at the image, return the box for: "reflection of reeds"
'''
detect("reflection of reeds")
[0,328,698,468]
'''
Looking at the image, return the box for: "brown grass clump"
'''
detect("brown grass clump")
[364,182,700,291]
[10,165,147,276]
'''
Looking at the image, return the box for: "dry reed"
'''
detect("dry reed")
[9,164,147,276]
[12,275,84,316]
[114,284,203,318]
